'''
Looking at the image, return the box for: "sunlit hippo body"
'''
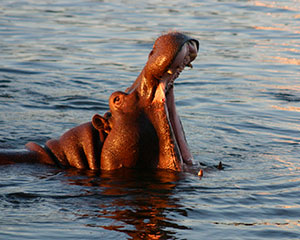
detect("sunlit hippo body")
[0,32,199,171]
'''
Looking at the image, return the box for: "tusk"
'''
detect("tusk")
[187,63,193,68]
[167,69,173,75]
[153,82,166,104]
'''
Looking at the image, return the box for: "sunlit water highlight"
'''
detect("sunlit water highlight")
[0,0,299,239]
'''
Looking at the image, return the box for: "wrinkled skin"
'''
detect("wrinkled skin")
[95,91,159,170]
[0,32,199,171]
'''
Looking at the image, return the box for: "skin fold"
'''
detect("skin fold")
[0,32,199,172]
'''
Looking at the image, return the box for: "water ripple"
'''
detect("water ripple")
[0,68,43,75]
[1,0,300,239]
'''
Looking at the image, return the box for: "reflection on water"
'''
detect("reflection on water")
[59,168,187,239]
[0,0,300,239]
[66,169,184,239]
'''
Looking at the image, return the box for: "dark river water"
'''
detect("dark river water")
[1,0,300,239]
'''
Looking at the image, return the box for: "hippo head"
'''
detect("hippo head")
[93,32,199,171]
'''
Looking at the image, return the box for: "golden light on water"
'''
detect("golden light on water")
[253,1,300,12]
[253,25,300,35]
[251,1,300,67]
[271,56,300,65]
[272,105,300,112]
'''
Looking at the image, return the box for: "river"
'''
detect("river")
[0,0,299,239]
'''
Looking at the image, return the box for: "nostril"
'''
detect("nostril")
[188,41,198,61]
[190,39,199,52]
[190,52,197,59]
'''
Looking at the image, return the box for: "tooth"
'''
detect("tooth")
[167,69,173,75]
[187,63,193,68]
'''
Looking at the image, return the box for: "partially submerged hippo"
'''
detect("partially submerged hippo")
[0,32,199,172]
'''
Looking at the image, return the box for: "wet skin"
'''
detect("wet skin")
[0,32,199,171]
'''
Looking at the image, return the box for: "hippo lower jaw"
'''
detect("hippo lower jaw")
[149,40,198,171]
[150,84,184,171]
[150,78,192,171]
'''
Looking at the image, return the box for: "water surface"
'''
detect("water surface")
[0,0,300,239]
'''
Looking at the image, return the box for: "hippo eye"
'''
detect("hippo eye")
[113,96,120,104]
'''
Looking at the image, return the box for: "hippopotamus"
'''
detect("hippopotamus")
[0,31,199,172]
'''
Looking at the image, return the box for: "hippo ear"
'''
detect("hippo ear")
[92,114,111,134]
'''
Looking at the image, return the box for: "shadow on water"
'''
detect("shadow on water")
[62,168,188,239]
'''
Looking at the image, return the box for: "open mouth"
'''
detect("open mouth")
[153,40,198,100]
[152,40,198,168]
[164,40,198,94]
